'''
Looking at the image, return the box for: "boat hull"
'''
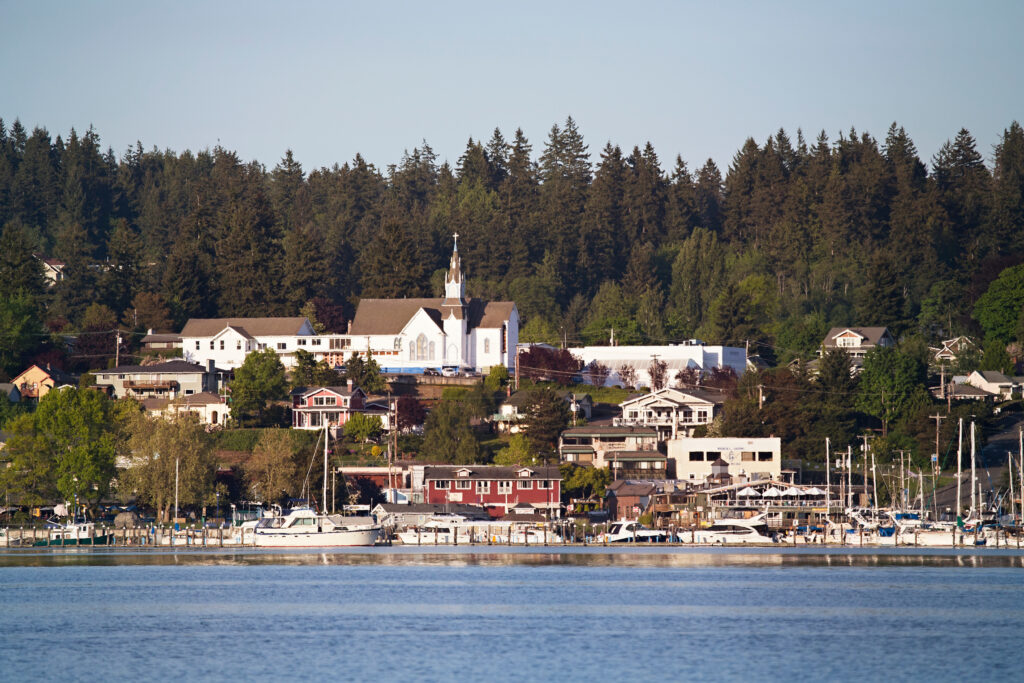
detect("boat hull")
[33,534,114,547]
[252,527,380,547]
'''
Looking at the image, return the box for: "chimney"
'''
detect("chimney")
[347,320,352,334]
[347,378,353,392]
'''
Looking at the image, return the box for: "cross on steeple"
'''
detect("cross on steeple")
[453,232,459,251]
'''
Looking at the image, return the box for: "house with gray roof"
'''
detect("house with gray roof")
[966,370,1018,400]
[93,360,226,400]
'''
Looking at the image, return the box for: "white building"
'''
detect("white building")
[346,238,518,374]
[178,238,519,375]
[667,436,781,483]
[569,342,747,389]
[614,387,724,440]
[181,317,317,370]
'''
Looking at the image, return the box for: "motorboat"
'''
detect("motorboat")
[252,507,380,547]
[33,516,114,546]
[686,515,777,544]
[397,517,474,545]
[598,519,668,543]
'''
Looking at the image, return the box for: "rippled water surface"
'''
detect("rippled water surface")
[1,547,1022,682]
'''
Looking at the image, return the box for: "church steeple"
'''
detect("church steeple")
[444,232,465,304]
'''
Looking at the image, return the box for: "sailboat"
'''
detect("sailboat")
[251,424,380,547]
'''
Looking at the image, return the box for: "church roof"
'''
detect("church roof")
[350,298,515,335]
[180,317,311,338]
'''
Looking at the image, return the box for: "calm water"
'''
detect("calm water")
[1,547,1022,682]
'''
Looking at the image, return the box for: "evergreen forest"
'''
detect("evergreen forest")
[2,115,1024,377]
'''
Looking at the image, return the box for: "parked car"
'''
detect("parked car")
[441,366,459,377]
[423,368,439,376]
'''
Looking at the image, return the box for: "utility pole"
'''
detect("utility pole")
[930,413,944,476]
[757,384,764,410]
[115,331,122,367]
[514,346,520,391]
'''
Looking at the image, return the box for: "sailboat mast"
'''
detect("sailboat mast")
[825,438,831,520]
[323,422,329,515]
[957,418,963,520]
[970,421,977,520]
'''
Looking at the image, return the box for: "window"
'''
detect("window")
[742,451,755,462]
[330,338,350,350]
[394,337,401,350]
[707,451,722,461]
[237,340,242,350]
[837,336,859,348]
[639,461,650,469]
[314,396,336,406]
[298,339,306,346]
[758,452,773,462]
[415,334,428,361]
[696,410,708,422]
[195,341,200,350]
[434,480,450,490]
[429,341,435,360]
[654,461,664,469]
[484,338,490,354]
[498,481,512,495]
[209,341,214,350]
[519,481,533,490]
[312,338,321,346]
[456,480,472,490]
[278,342,287,350]
[689,451,704,462]
[537,480,551,490]
[475,481,490,494]
[219,340,225,350]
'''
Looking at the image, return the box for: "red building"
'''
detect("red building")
[422,465,562,518]
[291,384,366,429]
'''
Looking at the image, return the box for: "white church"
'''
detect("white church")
[179,237,519,374]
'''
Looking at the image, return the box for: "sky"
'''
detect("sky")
[2,0,1022,174]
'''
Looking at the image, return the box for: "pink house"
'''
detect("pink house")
[291,385,366,430]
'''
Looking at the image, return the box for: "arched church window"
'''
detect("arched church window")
[416,334,428,361]
[429,342,435,360]
[484,338,490,354]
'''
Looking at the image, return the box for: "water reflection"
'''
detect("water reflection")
[1,546,1022,568]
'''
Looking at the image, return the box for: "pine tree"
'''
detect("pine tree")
[991,121,1024,254]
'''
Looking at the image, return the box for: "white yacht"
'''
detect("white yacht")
[252,507,380,547]
[686,515,777,544]
[598,520,668,543]
[397,518,474,545]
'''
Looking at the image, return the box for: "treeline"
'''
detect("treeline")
[1,116,1023,376]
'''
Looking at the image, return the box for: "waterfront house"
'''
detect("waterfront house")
[605,480,658,520]
[421,465,561,517]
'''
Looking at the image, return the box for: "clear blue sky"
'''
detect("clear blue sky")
[2,0,1021,174]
